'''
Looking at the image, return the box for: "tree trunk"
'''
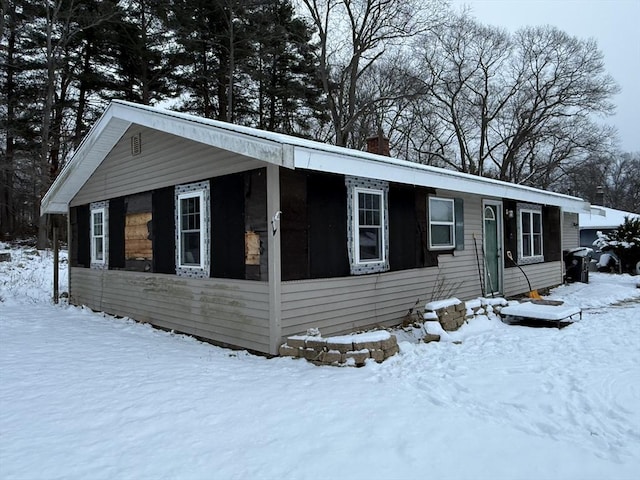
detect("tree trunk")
[1,7,16,236]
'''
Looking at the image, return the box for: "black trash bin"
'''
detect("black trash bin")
[564,247,592,283]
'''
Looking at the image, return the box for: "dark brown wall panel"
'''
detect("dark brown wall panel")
[244,169,268,281]
[308,172,349,279]
[503,199,518,268]
[389,184,419,271]
[109,197,126,269]
[543,205,561,262]
[152,186,175,274]
[280,169,310,281]
[211,173,245,279]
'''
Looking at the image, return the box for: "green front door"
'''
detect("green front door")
[483,204,502,295]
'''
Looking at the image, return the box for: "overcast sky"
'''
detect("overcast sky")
[451,0,640,153]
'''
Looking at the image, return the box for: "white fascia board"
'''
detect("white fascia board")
[41,101,294,215]
[109,102,290,167]
[41,110,132,214]
[294,147,590,213]
[589,206,607,216]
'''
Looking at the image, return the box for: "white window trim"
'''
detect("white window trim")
[90,206,107,266]
[90,207,106,264]
[177,190,206,270]
[429,197,456,250]
[353,186,386,265]
[518,206,544,263]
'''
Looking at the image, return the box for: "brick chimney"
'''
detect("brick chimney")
[595,185,605,206]
[366,132,390,156]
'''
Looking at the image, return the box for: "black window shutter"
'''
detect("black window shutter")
[542,205,561,262]
[70,205,90,267]
[455,198,464,250]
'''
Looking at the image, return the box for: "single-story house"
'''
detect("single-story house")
[42,100,590,355]
[579,205,640,248]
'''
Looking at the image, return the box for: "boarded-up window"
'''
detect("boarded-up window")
[125,212,152,259]
[125,193,152,271]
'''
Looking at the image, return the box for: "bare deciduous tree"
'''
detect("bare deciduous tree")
[412,16,620,186]
[300,0,444,147]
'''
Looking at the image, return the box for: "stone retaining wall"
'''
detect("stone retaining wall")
[424,299,470,331]
[279,331,399,367]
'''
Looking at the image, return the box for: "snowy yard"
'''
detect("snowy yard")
[1,246,639,480]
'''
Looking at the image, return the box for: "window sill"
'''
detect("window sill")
[518,255,544,265]
[350,260,389,275]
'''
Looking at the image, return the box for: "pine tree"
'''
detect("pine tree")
[246,0,325,135]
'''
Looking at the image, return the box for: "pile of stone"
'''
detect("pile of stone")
[422,297,508,343]
[279,330,399,367]
[465,297,507,317]
[423,298,470,332]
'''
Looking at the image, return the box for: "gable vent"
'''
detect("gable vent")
[131,133,142,156]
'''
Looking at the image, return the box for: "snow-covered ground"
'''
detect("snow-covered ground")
[1,244,639,480]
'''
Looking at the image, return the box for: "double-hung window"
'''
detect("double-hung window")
[178,190,205,269]
[90,206,106,265]
[520,209,543,259]
[346,177,389,275]
[429,197,455,249]
[355,188,385,263]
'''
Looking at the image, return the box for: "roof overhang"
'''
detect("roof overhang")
[42,100,590,215]
[579,205,640,229]
[293,145,590,213]
[41,101,293,214]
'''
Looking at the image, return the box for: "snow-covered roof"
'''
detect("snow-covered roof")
[579,206,640,230]
[42,100,590,214]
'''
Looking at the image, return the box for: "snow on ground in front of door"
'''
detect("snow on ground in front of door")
[1,244,640,480]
